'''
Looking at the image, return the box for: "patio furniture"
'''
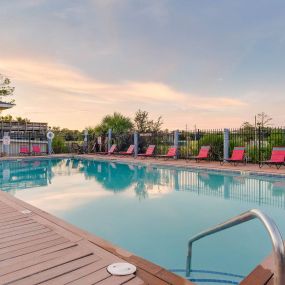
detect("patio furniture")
[116,145,135,156]
[191,146,211,162]
[96,144,117,155]
[137,145,156,158]
[220,147,246,166]
[19,146,30,156]
[156,146,177,159]
[259,147,285,169]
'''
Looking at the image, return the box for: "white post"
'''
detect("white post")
[174,130,179,159]
[134,132,138,157]
[83,129,88,153]
[3,132,10,156]
[224,128,230,161]
[108,129,112,151]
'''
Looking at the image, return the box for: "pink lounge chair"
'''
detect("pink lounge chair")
[192,146,210,162]
[117,145,135,156]
[220,147,246,166]
[96,144,117,155]
[259,147,285,169]
[20,146,30,156]
[156,146,177,159]
[32,145,45,155]
[137,145,155,158]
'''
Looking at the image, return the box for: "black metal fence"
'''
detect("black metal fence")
[178,127,285,162]
[55,126,285,163]
[138,132,174,155]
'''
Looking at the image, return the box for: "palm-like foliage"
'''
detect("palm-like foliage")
[94,112,134,135]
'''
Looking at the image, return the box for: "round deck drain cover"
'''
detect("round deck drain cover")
[107,263,136,276]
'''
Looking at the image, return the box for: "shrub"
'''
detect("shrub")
[52,136,68,153]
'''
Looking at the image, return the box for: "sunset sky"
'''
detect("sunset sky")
[1,0,285,130]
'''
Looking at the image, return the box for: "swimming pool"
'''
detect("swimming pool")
[1,158,285,285]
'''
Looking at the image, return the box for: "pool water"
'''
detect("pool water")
[1,158,285,285]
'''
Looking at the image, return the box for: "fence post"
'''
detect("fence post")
[2,132,10,156]
[174,130,179,159]
[28,132,31,154]
[258,127,261,162]
[134,132,138,158]
[223,128,230,161]
[108,129,112,151]
[83,129,88,153]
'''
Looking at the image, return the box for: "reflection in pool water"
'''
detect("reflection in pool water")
[1,158,285,284]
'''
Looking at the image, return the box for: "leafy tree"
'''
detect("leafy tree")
[94,112,134,135]
[134,109,163,133]
[16,117,30,123]
[0,74,15,104]
[0,115,30,122]
[51,126,82,141]
[0,115,13,121]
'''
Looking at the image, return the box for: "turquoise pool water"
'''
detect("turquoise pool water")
[1,158,285,284]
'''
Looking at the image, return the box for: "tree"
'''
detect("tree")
[134,109,163,133]
[256,112,272,128]
[241,121,254,130]
[0,74,15,103]
[94,112,134,135]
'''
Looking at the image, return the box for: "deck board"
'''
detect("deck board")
[0,191,192,285]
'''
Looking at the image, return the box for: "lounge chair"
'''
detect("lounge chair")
[220,147,246,166]
[137,145,155,158]
[32,145,45,155]
[19,146,30,156]
[96,144,117,155]
[191,146,211,162]
[156,146,177,159]
[259,147,285,169]
[116,145,135,156]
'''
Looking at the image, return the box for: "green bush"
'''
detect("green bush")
[199,134,223,160]
[52,136,68,153]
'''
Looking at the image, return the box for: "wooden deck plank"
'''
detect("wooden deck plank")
[94,274,135,285]
[0,247,95,284]
[0,230,56,250]
[0,227,51,244]
[9,254,100,285]
[39,259,111,285]
[0,237,69,261]
[0,219,36,230]
[0,246,81,276]
[0,233,61,255]
[0,242,77,268]
[67,267,111,285]
[0,222,42,235]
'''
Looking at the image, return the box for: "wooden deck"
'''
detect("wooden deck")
[0,191,192,285]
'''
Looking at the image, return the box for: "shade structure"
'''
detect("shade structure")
[0,101,15,111]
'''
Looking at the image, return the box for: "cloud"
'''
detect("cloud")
[0,57,246,107]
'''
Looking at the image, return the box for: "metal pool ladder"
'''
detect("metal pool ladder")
[186,209,285,285]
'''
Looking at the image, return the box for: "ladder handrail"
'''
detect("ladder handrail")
[186,209,285,285]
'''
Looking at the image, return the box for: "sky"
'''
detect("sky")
[0,0,285,130]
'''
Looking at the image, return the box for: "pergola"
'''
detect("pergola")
[0,101,15,111]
